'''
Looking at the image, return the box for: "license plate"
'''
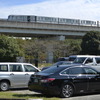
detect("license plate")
[34,79,38,83]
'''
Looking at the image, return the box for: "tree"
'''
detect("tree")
[81,31,100,55]
[23,39,46,63]
[22,38,82,63]
[53,39,81,61]
[0,35,24,62]
[65,39,81,56]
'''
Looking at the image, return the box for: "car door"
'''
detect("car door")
[9,64,26,87]
[84,67,100,90]
[68,67,88,92]
[23,64,39,85]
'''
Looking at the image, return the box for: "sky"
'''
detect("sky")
[0,0,100,21]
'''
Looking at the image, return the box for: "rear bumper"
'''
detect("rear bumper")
[28,81,60,95]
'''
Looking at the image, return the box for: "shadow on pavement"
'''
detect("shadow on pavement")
[6,88,100,99]
[9,88,28,91]
[13,93,58,98]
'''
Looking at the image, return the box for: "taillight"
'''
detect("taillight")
[40,78,55,83]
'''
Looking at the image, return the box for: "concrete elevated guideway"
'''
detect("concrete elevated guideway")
[0,18,100,63]
[0,19,100,40]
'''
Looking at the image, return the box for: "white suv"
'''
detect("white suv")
[69,55,100,66]
[0,62,40,91]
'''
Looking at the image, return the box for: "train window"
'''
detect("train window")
[81,20,86,24]
[13,16,16,20]
[92,21,96,25]
[27,16,30,22]
[86,21,91,24]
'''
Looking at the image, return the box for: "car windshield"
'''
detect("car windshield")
[73,57,87,64]
[69,57,76,61]
[41,66,64,74]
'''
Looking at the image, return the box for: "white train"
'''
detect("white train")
[8,15,99,27]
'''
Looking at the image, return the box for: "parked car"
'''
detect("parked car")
[41,61,72,71]
[72,55,100,66]
[57,57,69,61]
[0,62,40,91]
[28,64,100,98]
[42,55,100,71]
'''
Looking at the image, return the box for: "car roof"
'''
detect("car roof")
[57,64,85,68]
[0,62,33,64]
[69,55,100,57]
[59,64,100,72]
[58,64,96,70]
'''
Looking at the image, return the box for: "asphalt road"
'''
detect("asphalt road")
[9,89,100,100]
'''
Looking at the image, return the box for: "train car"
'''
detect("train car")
[58,18,80,25]
[36,16,58,24]
[8,15,27,22]
[7,15,98,27]
[8,15,36,22]
[79,20,97,26]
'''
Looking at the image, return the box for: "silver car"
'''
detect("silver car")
[0,62,40,91]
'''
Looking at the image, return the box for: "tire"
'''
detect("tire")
[60,84,74,98]
[0,81,10,91]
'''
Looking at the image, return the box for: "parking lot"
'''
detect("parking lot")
[8,89,100,100]
[62,93,100,100]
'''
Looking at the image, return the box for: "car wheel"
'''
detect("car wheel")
[0,81,10,91]
[60,84,74,98]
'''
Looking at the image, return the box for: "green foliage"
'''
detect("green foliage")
[81,31,100,55]
[0,35,24,62]
[0,35,82,62]
[22,39,47,62]
[65,39,81,55]
[53,39,81,61]
[23,38,82,62]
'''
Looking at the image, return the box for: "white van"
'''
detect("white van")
[0,62,40,91]
[69,55,100,66]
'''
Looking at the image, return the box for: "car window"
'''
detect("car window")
[95,58,100,64]
[61,67,85,75]
[41,66,64,74]
[9,64,23,72]
[60,69,69,74]
[85,58,93,64]
[69,67,84,74]
[0,65,8,72]
[73,57,86,64]
[84,68,97,74]
[24,65,37,72]
[69,57,76,61]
